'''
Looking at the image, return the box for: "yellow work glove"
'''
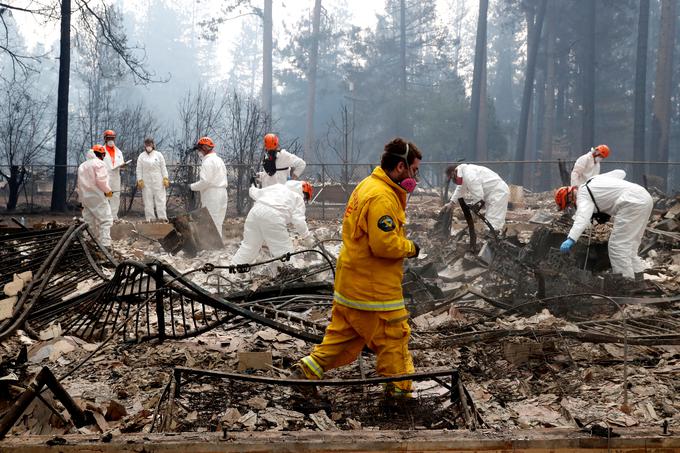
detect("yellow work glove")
[105,191,113,198]
[137,180,144,189]
[163,177,170,188]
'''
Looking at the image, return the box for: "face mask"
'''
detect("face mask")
[399,177,417,193]
[106,140,115,147]
[145,146,153,152]
[263,151,277,176]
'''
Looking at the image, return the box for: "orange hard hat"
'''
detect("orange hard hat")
[594,144,610,159]
[103,129,116,139]
[92,144,106,154]
[301,181,314,201]
[554,186,576,211]
[196,136,215,148]
[264,133,279,150]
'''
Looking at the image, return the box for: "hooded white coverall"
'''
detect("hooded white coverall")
[451,163,509,231]
[136,150,169,221]
[77,150,113,246]
[190,152,228,237]
[567,170,653,279]
[103,145,125,220]
[571,151,601,187]
[232,181,310,264]
[259,149,307,187]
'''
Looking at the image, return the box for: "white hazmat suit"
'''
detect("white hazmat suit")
[77,150,113,246]
[571,151,601,187]
[567,170,653,279]
[136,149,169,221]
[451,164,509,231]
[232,181,311,264]
[190,152,228,237]
[103,144,125,220]
[259,149,307,187]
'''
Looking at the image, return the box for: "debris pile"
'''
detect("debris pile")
[0,189,678,439]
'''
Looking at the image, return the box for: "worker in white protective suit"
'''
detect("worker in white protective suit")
[555,169,653,279]
[136,138,169,221]
[258,133,306,187]
[232,180,315,264]
[77,145,114,246]
[571,144,610,187]
[102,129,127,220]
[190,136,228,238]
[447,163,509,232]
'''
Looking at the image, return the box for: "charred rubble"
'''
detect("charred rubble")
[0,190,678,438]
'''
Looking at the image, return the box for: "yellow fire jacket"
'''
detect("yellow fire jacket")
[334,166,417,311]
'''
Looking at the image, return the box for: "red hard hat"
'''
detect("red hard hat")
[554,186,576,211]
[264,133,279,150]
[196,136,215,148]
[301,181,314,201]
[92,144,106,154]
[594,144,610,159]
[103,129,116,139]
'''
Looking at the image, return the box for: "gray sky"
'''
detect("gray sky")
[13,0,469,76]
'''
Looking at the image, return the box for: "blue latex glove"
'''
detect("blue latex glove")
[560,238,575,253]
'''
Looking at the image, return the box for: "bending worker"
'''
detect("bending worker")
[292,137,422,399]
[136,138,169,221]
[190,137,228,238]
[259,133,306,187]
[77,145,113,247]
[555,170,653,279]
[571,144,610,187]
[232,180,314,264]
[447,163,509,232]
[102,129,126,220]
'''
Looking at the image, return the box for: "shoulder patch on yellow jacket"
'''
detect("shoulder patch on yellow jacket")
[377,215,396,232]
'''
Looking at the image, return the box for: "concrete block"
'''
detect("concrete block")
[663,202,680,219]
[15,271,32,283]
[237,351,273,371]
[3,279,24,297]
[0,296,17,321]
[135,222,174,240]
[110,222,135,241]
[509,185,526,209]
[655,218,679,232]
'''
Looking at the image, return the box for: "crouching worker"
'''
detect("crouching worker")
[555,170,653,279]
[231,180,314,264]
[447,163,509,233]
[291,137,422,399]
[77,145,114,247]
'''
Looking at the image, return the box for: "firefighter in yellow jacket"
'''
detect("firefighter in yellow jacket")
[293,137,422,396]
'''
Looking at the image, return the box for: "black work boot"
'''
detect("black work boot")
[288,363,320,398]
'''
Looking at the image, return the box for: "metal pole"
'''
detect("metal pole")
[321,164,326,220]
[155,263,166,342]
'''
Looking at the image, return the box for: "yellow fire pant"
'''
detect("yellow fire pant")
[299,304,414,393]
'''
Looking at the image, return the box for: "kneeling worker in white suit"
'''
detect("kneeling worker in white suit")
[447,163,509,232]
[77,145,114,246]
[232,180,314,264]
[555,170,653,279]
